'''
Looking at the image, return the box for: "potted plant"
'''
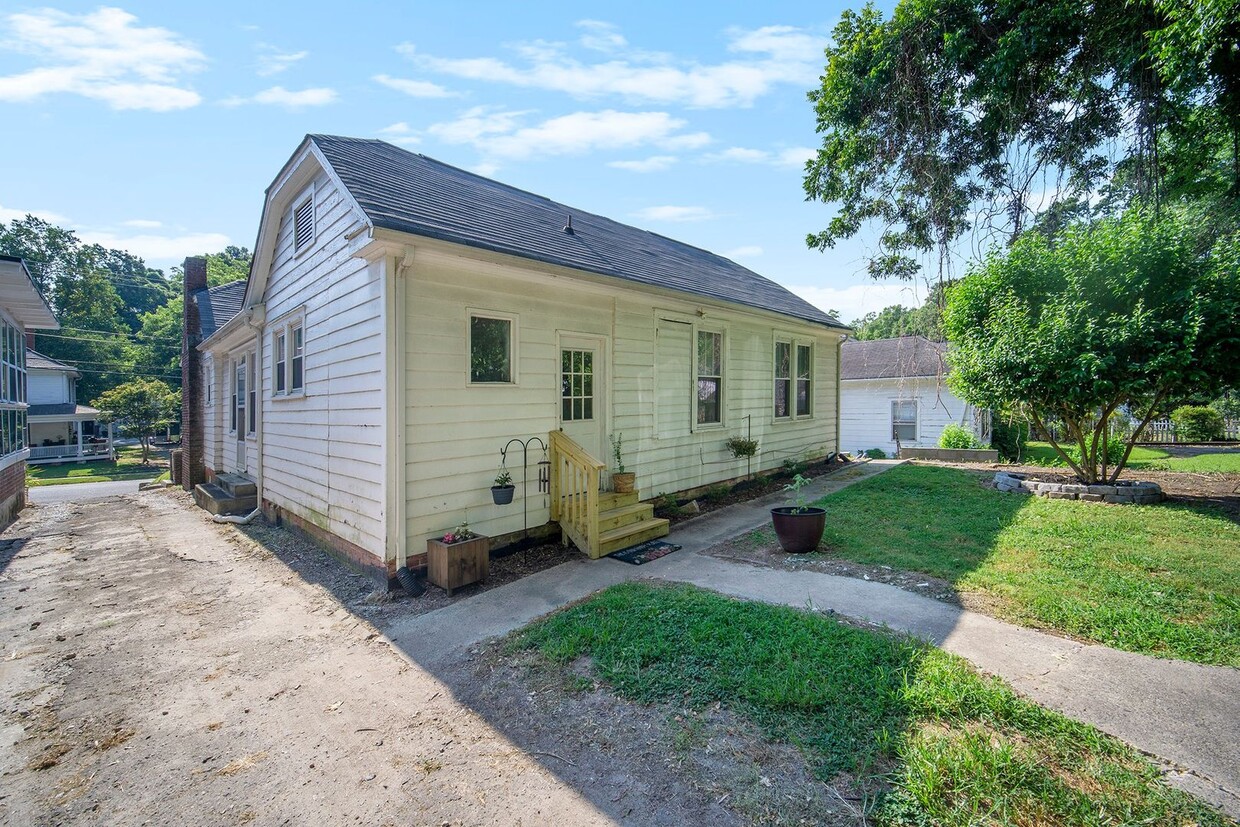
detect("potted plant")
[610,433,635,493]
[426,522,489,596]
[770,474,826,553]
[491,468,514,504]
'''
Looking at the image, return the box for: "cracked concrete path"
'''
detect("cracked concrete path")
[385,459,1240,817]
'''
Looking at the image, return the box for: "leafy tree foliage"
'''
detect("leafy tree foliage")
[92,379,180,465]
[850,282,949,340]
[944,209,1240,483]
[806,0,1240,280]
[45,270,135,402]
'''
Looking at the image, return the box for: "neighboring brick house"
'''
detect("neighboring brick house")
[0,256,60,527]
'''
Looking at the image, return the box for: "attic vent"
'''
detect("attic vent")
[293,195,315,252]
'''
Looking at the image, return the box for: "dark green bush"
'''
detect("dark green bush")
[863,448,887,459]
[1171,405,1225,442]
[990,417,1030,462]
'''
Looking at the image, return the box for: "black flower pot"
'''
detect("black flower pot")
[770,507,826,553]
[491,485,515,505]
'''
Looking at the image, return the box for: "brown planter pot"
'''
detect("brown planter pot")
[612,472,636,493]
[426,535,489,596]
[770,507,826,553]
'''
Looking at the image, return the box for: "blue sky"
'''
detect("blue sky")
[0,1,930,322]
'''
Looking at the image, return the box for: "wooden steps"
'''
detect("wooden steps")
[593,489,669,557]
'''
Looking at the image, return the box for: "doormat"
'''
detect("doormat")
[608,540,682,566]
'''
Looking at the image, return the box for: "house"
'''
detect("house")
[838,335,987,456]
[26,349,114,465]
[181,135,848,586]
[0,256,60,526]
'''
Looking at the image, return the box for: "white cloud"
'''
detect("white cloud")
[256,45,308,76]
[0,7,205,111]
[223,85,337,108]
[724,245,763,259]
[398,24,828,109]
[0,203,70,225]
[633,206,715,223]
[428,108,709,162]
[373,73,455,98]
[576,20,627,52]
[122,218,162,229]
[77,229,231,265]
[787,282,923,325]
[705,145,817,168]
[377,122,421,147]
[608,155,678,173]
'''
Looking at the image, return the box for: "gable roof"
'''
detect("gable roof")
[194,280,246,338]
[0,255,58,330]
[307,135,845,329]
[840,336,947,380]
[26,348,79,375]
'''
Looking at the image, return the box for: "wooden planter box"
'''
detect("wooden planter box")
[426,535,490,596]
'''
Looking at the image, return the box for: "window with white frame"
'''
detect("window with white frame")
[892,400,917,442]
[470,313,514,384]
[290,324,304,391]
[271,316,305,397]
[247,355,256,434]
[796,344,812,417]
[233,357,244,434]
[775,338,814,420]
[696,330,722,425]
[293,193,315,253]
[274,331,287,394]
[774,340,792,419]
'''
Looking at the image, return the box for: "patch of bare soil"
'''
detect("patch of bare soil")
[446,642,875,826]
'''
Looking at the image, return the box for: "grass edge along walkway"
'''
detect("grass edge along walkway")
[513,582,1226,826]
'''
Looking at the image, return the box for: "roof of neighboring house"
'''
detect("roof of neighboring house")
[840,336,947,380]
[26,349,79,375]
[28,403,99,418]
[194,280,246,338]
[308,135,846,329]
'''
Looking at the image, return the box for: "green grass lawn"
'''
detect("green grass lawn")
[27,444,167,487]
[776,464,1239,666]
[1024,440,1240,473]
[515,582,1224,826]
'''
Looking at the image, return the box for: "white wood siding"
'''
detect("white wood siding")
[403,246,840,546]
[28,371,69,405]
[839,377,972,456]
[258,172,385,558]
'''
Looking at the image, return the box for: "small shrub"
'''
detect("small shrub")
[724,435,759,458]
[653,493,683,517]
[864,448,887,459]
[780,457,808,476]
[990,417,1030,462]
[1065,435,1125,468]
[701,484,730,503]
[938,423,981,450]
[1171,405,1225,442]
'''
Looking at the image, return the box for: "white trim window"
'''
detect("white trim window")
[271,314,306,397]
[0,319,25,458]
[775,337,815,421]
[233,357,244,434]
[469,312,516,384]
[293,191,315,254]
[796,344,812,417]
[774,340,792,419]
[695,329,722,426]
[247,354,257,435]
[892,399,918,443]
[274,331,287,394]
[290,324,304,391]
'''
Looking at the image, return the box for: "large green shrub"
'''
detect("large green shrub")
[1171,405,1225,442]
[989,417,1030,462]
[938,424,981,449]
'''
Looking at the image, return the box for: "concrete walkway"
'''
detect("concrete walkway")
[383,459,1240,816]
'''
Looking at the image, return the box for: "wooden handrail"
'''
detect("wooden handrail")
[548,430,604,558]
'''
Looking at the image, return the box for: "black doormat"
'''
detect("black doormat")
[608,540,682,565]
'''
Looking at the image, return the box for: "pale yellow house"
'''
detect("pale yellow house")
[185,135,848,585]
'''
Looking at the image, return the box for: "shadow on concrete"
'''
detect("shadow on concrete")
[0,535,28,576]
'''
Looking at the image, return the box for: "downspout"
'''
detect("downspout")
[835,334,844,458]
[385,250,410,578]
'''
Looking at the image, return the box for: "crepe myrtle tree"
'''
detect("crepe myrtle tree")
[92,379,181,466]
[944,208,1240,484]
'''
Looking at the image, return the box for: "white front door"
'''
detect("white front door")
[558,334,606,464]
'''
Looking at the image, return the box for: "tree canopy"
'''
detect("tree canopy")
[805,0,1240,281]
[849,281,949,340]
[944,208,1240,482]
[92,378,180,465]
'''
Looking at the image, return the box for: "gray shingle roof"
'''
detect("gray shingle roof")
[26,349,78,373]
[194,281,246,338]
[840,336,947,380]
[308,135,844,329]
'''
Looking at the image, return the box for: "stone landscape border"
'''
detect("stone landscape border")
[994,471,1164,504]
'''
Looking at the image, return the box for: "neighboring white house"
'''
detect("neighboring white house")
[183,135,849,585]
[26,349,114,465]
[839,336,987,456]
[0,256,60,526]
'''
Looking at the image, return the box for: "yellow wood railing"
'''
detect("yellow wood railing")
[548,430,605,558]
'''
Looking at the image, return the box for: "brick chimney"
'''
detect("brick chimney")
[180,257,208,491]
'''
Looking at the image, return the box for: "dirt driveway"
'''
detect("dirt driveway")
[0,491,624,826]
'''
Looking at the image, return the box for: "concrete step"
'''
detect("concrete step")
[598,491,639,510]
[598,517,671,556]
[193,483,257,516]
[598,501,655,533]
[214,472,256,498]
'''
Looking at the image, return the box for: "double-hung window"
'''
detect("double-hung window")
[775,338,814,420]
[271,315,306,397]
[892,400,917,442]
[774,341,792,419]
[696,330,722,426]
[290,325,304,391]
[274,332,287,394]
